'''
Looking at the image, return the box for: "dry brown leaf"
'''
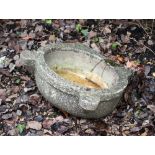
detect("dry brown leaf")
[88,31,97,39]
[49,35,56,42]
[21,35,33,40]
[42,119,54,129]
[20,76,31,81]
[0,89,6,100]
[147,105,155,113]
[104,26,111,34]
[126,60,138,68]
[27,121,42,130]
[116,55,125,63]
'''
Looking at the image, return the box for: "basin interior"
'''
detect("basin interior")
[44,49,119,89]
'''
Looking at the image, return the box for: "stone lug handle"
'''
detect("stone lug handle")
[20,50,37,68]
[79,93,100,111]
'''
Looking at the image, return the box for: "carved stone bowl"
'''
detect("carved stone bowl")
[20,43,131,118]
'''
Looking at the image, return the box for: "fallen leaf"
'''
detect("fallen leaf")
[8,129,18,136]
[15,60,22,67]
[20,76,31,81]
[79,19,85,25]
[147,40,153,45]
[20,20,27,28]
[75,24,82,32]
[88,31,97,39]
[81,29,88,37]
[44,19,52,25]
[144,65,150,76]
[92,37,99,43]
[121,34,130,43]
[51,122,62,131]
[111,43,118,50]
[0,69,12,77]
[57,125,69,134]
[140,130,148,136]
[0,56,6,68]
[42,119,54,129]
[16,110,22,116]
[85,129,94,134]
[2,113,13,120]
[52,23,60,28]
[35,25,43,32]
[130,127,141,132]
[64,29,70,34]
[7,94,18,100]
[25,80,35,88]
[20,94,29,103]
[147,105,155,113]
[0,105,9,113]
[24,87,35,93]
[116,55,125,63]
[55,116,64,122]
[91,43,100,52]
[15,78,21,84]
[16,124,26,134]
[0,89,6,100]
[49,35,56,42]
[104,26,111,34]
[80,119,87,124]
[27,121,42,130]
[9,63,15,72]
[29,94,40,104]
[34,115,43,122]
[43,129,52,135]
[13,55,19,61]
[14,45,21,53]
[21,35,32,40]
[126,60,138,68]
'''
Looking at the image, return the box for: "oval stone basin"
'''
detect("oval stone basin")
[20,43,132,118]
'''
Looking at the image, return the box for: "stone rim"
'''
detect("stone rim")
[35,43,130,101]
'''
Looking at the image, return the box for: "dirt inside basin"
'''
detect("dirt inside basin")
[52,67,108,89]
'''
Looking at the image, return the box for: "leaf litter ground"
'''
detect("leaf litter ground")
[0,19,155,136]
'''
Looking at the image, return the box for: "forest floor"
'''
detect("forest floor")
[0,19,155,136]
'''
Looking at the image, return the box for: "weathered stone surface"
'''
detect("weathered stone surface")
[20,43,131,118]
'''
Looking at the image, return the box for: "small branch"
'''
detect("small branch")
[136,20,149,36]
[151,19,154,35]
[130,37,155,56]
[112,20,149,36]
[144,45,155,56]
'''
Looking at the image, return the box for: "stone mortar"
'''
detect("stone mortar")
[20,43,132,118]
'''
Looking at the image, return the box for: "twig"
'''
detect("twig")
[151,19,154,35]
[136,20,149,36]
[112,20,149,36]
[130,37,155,56]
[144,45,155,56]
